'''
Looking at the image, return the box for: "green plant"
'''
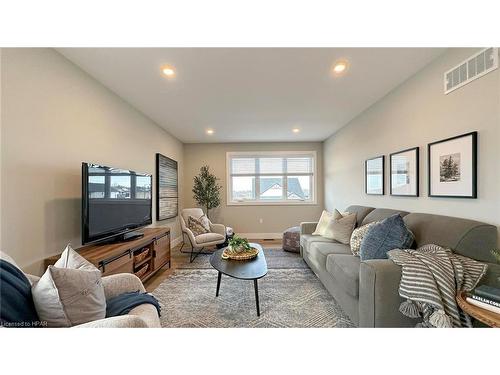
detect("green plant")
[492,249,500,263]
[192,165,222,219]
[228,235,251,251]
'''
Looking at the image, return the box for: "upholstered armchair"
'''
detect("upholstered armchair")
[180,208,226,262]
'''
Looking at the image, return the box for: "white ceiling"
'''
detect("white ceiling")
[57,48,445,143]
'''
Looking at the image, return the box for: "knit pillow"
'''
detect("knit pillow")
[350,221,378,256]
[188,215,210,236]
[359,214,414,261]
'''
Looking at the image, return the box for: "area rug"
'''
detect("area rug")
[153,248,354,328]
[172,247,308,269]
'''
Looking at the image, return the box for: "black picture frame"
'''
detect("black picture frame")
[427,131,477,198]
[365,155,385,195]
[156,153,179,220]
[390,147,419,197]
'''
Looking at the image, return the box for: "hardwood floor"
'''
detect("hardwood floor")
[144,239,282,292]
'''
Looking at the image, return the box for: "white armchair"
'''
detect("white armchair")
[180,208,226,262]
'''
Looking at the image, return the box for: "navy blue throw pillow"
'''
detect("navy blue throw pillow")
[359,214,414,261]
[0,259,41,327]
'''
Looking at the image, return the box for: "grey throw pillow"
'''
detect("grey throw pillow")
[31,245,106,327]
[359,214,414,261]
[323,210,357,244]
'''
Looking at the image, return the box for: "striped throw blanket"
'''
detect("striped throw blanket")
[388,244,488,328]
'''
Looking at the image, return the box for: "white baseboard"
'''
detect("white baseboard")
[237,233,282,240]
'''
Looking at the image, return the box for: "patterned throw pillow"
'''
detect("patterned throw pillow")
[359,214,415,261]
[350,221,378,256]
[188,215,210,236]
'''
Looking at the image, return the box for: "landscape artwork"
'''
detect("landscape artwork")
[428,132,476,198]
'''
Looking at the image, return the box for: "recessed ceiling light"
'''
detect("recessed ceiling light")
[206,129,214,135]
[332,60,349,75]
[161,65,176,77]
[292,128,300,133]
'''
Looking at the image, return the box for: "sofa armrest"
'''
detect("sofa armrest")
[300,222,318,236]
[101,273,146,300]
[210,223,226,236]
[73,315,148,328]
[359,259,418,327]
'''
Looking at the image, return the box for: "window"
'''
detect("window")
[227,151,316,205]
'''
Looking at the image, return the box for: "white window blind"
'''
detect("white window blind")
[227,152,316,205]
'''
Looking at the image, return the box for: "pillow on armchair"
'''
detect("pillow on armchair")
[188,215,210,236]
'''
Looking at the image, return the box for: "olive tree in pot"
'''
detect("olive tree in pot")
[192,165,222,219]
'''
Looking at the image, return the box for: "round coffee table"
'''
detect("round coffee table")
[209,243,267,316]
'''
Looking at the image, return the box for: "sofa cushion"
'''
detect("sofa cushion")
[305,242,351,269]
[300,234,336,249]
[345,205,375,227]
[326,254,361,298]
[195,232,225,244]
[361,208,409,225]
[360,214,414,261]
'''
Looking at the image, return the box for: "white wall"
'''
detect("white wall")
[324,48,500,240]
[1,48,184,275]
[183,142,323,236]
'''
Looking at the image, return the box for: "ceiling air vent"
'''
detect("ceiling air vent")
[444,47,498,94]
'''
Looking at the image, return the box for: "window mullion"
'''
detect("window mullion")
[283,157,287,200]
[255,157,260,201]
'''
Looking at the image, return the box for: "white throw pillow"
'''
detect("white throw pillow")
[313,210,337,236]
[322,211,357,244]
[312,209,345,236]
[32,244,106,327]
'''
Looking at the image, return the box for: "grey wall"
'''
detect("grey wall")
[324,48,500,241]
[1,48,184,275]
[183,142,323,235]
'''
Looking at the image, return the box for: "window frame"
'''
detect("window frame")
[226,150,317,206]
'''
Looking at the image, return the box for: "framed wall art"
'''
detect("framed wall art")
[428,131,477,198]
[390,147,419,197]
[156,153,179,220]
[365,155,385,195]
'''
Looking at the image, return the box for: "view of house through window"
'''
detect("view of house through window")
[227,152,315,204]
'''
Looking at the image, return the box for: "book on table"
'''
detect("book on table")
[466,297,500,315]
[473,285,500,303]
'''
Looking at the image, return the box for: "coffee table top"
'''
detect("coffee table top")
[210,243,267,280]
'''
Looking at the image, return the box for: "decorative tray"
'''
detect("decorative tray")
[221,247,259,261]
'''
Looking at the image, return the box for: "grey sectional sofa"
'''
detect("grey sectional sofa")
[300,205,500,327]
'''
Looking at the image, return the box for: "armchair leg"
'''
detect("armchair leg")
[179,232,214,262]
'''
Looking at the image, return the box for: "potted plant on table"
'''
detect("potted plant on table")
[227,235,252,254]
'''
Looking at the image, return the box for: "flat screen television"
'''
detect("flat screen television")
[82,162,152,244]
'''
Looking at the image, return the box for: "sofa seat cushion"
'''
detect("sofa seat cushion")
[305,242,351,269]
[326,254,361,298]
[300,234,336,250]
[195,232,225,244]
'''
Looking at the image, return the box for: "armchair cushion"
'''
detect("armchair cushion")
[195,232,225,244]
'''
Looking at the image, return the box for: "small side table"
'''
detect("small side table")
[456,291,500,327]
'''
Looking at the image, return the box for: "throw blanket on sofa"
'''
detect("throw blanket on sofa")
[388,244,487,328]
[106,291,161,318]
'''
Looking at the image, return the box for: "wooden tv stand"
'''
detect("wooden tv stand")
[45,228,171,284]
